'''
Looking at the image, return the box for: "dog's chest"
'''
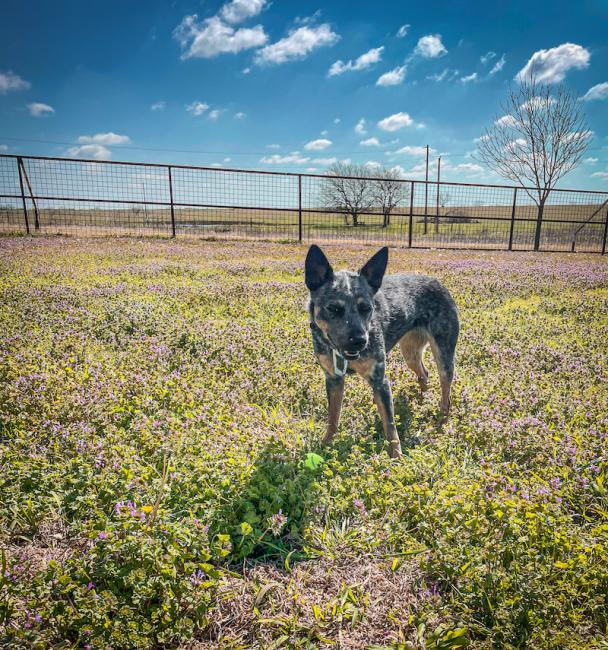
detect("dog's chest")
[317,353,377,379]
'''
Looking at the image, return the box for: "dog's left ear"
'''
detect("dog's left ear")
[359,247,388,293]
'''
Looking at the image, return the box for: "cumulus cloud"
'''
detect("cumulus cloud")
[460,72,478,83]
[489,54,506,75]
[186,101,210,116]
[77,132,131,145]
[208,109,221,120]
[376,65,407,86]
[151,101,166,111]
[174,14,267,59]
[378,112,414,131]
[304,138,332,151]
[495,114,519,127]
[260,152,310,164]
[394,145,432,156]
[27,102,55,117]
[355,118,367,135]
[515,43,590,83]
[220,0,267,24]
[396,24,410,38]
[254,24,339,65]
[66,144,112,160]
[0,71,30,94]
[413,34,447,58]
[580,82,608,102]
[360,137,380,146]
[312,157,338,164]
[328,46,383,76]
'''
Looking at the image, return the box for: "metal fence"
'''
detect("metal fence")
[1,153,607,253]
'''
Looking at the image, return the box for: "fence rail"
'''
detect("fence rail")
[1,153,607,253]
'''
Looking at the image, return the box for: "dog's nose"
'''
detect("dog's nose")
[348,334,367,349]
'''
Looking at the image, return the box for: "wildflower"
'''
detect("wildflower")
[97,531,107,540]
[269,510,287,536]
[353,498,367,516]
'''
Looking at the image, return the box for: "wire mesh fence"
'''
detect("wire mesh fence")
[1,153,607,253]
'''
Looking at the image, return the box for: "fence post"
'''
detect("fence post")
[508,187,517,251]
[17,157,30,235]
[298,174,302,243]
[602,207,608,255]
[408,181,414,248]
[167,165,176,238]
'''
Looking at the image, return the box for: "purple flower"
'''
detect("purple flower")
[353,498,366,516]
[269,510,288,536]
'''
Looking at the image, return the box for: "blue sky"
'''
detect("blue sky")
[1,0,607,189]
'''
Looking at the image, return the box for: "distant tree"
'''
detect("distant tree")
[370,167,409,228]
[476,77,590,250]
[320,162,372,227]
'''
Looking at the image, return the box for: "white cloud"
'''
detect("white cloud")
[151,101,166,111]
[320,129,328,136]
[481,51,496,65]
[220,0,267,24]
[460,72,478,83]
[66,144,112,160]
[396,24,410,38]
[333,117,341,124]
[495,114,518,127]
[453,162,484,174]
[174,14,267,59]
[584,157,598,164]
[77,132,131,145]
[516,43,590,83]
[242,67,251,74]
[211,163,223,167]
[312,157,338,164]
[365,160,382,169]
[376,65,407,86]
[186,101,210,116]
[520,96,555,111]
[260,153,310,164]
[224,157,231,162]
[266,143,281,149]
[360,137,380,147]
[306,167,319,172]
[394,145,432,156]
[254,24,339,65]
[426,68,458,82]
[489,54,506,75]
[355,118,367,135]
[234,111,246,119]
[0,144,9,151]
[27,102,54,117]
[378,112,414,131]
[0,71,30,94]
[414,34,447,58]
[328,46,383,76]
[208,109,221,120]
[580,82,608,102]
[506,138,527,149]
[591,172,608,180]
[304,138,332,151]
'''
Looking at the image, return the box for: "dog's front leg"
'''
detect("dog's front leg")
[322,375,344,445]
[371,377,402,459]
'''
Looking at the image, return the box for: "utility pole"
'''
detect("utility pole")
[424,144,429,235]
[435,156,441,234]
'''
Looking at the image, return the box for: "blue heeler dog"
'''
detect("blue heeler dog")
[305,245,459,458]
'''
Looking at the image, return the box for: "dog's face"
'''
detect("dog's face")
[305,245,388,359]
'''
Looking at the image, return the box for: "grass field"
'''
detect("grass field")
[1,236,607,649]
[1,203,606,252]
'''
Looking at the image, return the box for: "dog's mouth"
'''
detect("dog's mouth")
[342,349,362,360]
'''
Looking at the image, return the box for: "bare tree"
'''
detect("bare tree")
[370,167,409,228]
[320,162,372,227]
[476,77,590,250]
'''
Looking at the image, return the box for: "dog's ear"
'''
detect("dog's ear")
[359,247,388,293]
[305,245,334,292]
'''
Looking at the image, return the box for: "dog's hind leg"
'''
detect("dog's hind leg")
[322,375,344,446]
[399,329,430,392]
[428,331,457,416]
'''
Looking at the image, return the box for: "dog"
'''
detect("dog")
[305,245,459,458]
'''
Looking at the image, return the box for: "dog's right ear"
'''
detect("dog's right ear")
[305,245,334,292]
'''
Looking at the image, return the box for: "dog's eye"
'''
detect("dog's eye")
[358,303,372,315]
[327,304,344,317]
